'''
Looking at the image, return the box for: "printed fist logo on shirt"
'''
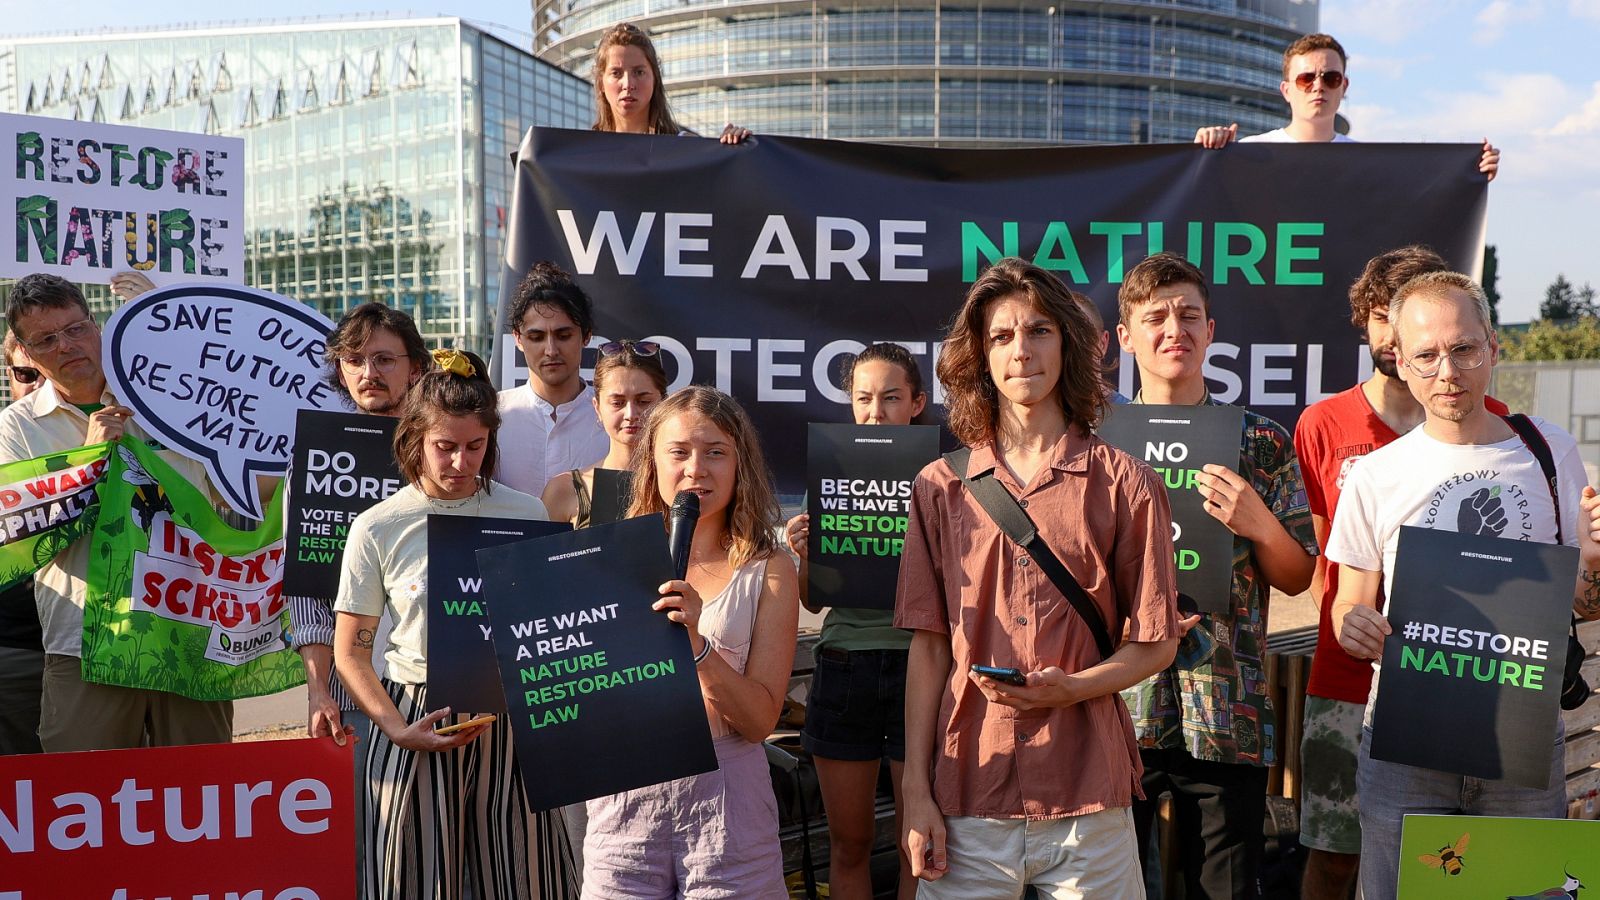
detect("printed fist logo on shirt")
[1457,486,1508,537]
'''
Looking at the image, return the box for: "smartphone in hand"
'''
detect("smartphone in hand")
[434,713,496,735]
[970,664,1027,686]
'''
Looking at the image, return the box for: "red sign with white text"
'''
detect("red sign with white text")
[0,737,354,900]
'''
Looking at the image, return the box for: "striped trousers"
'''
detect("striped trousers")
[366,680,579,900]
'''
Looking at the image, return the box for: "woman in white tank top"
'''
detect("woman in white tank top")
[581,386,799,899]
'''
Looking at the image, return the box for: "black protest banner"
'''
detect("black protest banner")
[1370,526,1576,789]
[588,468,633,527]
[427,515,571,714]
[807,423,939,609]
[283,410,401,608]
[1098,404,1243,614]
[475,515,716,810]
[495,129,1488,492]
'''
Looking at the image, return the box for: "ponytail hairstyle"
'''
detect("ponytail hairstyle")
[392,349,500,494]
[626,386,780,569]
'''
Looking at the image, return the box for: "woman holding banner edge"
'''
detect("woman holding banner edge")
[332,349,572,900]
[579,385,798,898]
[783,343,927,900]
[591,22,751,144]
[541,340,668,527]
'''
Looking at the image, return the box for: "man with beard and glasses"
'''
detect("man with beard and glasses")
[1291,248,1509,900]
[288,302,431,897]
[1329,271,1600,900]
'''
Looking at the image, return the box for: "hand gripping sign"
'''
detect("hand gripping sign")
[103,284,339,520]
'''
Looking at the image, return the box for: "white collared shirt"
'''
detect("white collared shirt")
[495,381,609,498]
[0,381,211,656]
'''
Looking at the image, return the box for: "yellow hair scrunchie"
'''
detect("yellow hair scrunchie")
[432,348,476,378]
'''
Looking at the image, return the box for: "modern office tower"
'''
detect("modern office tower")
[2,16,593,355]
[532,0,1324,146]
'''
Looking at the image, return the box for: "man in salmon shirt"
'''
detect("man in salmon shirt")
[1291,245,1509,900]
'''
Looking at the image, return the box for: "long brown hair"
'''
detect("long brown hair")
[626,386,780,569]
[392,350,500,494]
[937,257,1107,448]
[591,23,681,135]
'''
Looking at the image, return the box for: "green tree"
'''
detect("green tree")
[1482,244,1501,325]
[1538,273,1598,322]
[1500,318,1600,361]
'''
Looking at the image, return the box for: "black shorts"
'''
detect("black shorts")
[801,647,908,762]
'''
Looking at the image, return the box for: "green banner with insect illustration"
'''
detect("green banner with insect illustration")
[80,437,302,701]
[0,441,111,590]
[1398,814,1599,899]
[3,111,244,285]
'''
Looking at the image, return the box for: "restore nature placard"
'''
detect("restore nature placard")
[806,423,939,610]
[1370,526,1576,789]
[475,515,715,810]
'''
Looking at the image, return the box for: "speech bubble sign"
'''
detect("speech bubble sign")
[103,283,339,520]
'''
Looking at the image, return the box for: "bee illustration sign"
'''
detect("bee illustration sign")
[0,442,111,591]
[78,437,304,701]
[2,112,244,284]
[1398,815,1598,899]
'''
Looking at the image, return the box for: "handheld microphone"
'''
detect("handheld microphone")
[668,491,701,581]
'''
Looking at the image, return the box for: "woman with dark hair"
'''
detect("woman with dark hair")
[541,340,668,527]
[783,343,926,900]
[334,349,569,900]
[591,22,750,143]
[580,386,798,898]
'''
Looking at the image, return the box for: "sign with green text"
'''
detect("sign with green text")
[475,515,716,811]
[2,112,244,284]
[807,423,938,610]
[283,410,401,610]
[1398,815,1597,899]
[426,513,570,714]
[1098,403,1243,614]
[1371,526,1576,789]
[497,130,1490,491]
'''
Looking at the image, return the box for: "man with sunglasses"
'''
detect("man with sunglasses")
[1327,272,1600,900]
[497,261,611,497]
[0,332,44,756]
[0,273,226,752]
[1193,33,1500,181]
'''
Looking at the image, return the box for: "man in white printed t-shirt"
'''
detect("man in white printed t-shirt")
[1323,271,1600,900]
[1192,33,1500,181]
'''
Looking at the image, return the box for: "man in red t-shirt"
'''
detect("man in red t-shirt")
[1293,246,1509,900]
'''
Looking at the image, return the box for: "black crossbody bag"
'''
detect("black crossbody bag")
[943,448,1116,660]
[1502,414,1592,711]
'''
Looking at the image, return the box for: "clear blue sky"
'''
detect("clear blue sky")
[8,1,1597,324]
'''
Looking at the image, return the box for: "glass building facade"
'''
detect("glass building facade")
[1,17,592,356]
[533,0,1324,145]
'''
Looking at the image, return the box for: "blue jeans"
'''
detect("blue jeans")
[1356,725,1565,900]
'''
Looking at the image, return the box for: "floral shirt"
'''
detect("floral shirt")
[1120,397,1318,766]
